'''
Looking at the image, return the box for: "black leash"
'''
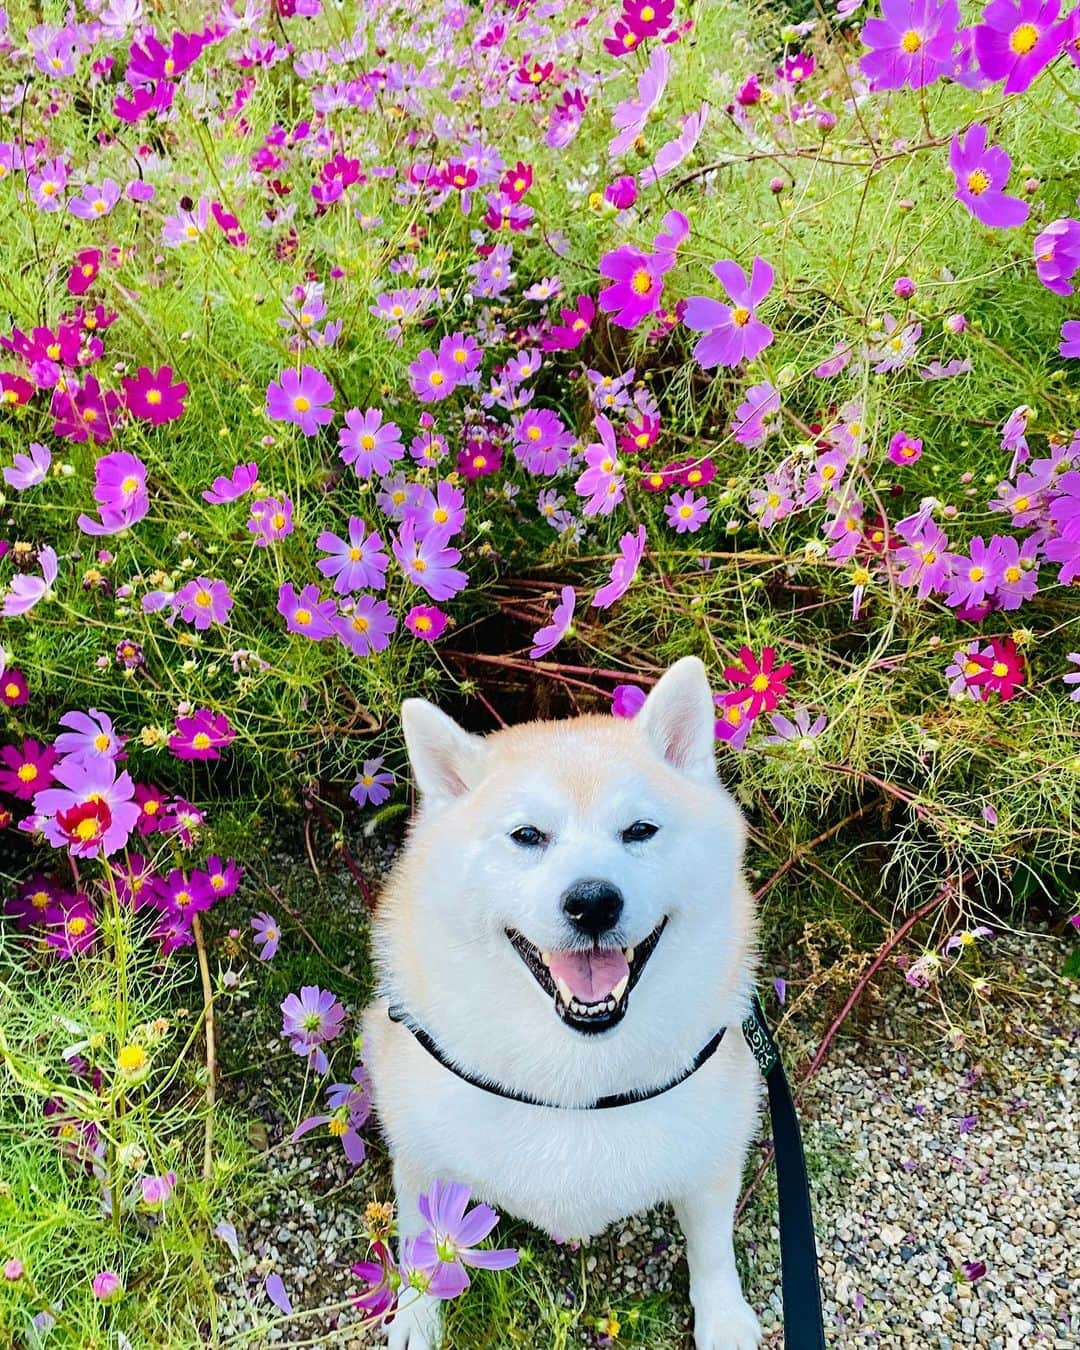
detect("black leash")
[387,994,825,1348]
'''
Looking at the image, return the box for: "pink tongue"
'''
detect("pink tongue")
[548,947,629,1003]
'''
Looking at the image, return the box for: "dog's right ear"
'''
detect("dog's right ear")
[401,699,487,807]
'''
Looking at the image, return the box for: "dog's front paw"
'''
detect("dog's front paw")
[691,1287,762,1350]
[385,1293,441,1350]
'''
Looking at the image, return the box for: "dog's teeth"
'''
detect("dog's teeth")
[611,976,628,1002]
[540,950,552,967]
[555,977,573,1005]
[624,946,635,963]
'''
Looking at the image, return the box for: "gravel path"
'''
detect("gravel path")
[214,857,1078,1350]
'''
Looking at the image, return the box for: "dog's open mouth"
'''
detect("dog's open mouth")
[505,917,667,1034]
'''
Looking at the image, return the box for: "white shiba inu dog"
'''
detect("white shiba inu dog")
[363,656,762,1349]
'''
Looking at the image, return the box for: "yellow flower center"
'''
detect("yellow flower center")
[349,546,364,561]
[678,505,693,519]
[353,615,370,633]
[852,567,871,586]
[146,389,162,405]
[1004,566,1021,583]
[17,763,38,782]
[527,425,542,441]
[293,395,311,412]
[359,434,376,450]
[328,1117,348,1137]
[966,169,990,195]
[992,661,1009,678]
[122,475,139,493]
[192,732,212,750]
[1013,495,1029,511]
[629,268,653,295]
[901,28,923,52]
[731,306,752,327]
[429,370,445,387]
[964,660,981,676]
[751,673,770,693]
[1009,22,1039,54]
[4,682,20,699]
[968,565,985,582]
[195,589,213,607]
[294,608,312,625]
[433,507,449,523]
[68,915,89,934]
[94,733,111,751]
[31,890,49,910]
[414,615,432,632]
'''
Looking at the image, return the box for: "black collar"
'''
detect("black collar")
[387,1003,728,1110]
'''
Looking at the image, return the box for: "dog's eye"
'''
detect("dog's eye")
[510,825,548,848]
[622,820,659,844]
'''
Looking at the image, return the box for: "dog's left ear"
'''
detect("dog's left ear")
[637,656,716,781]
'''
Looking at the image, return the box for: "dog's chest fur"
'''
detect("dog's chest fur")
[364,1003,761,1240]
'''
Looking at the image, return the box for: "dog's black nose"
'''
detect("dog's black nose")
[562,879,624,941]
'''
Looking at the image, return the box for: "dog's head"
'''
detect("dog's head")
[386,657,751,1047]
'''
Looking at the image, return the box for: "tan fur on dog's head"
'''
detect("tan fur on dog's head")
[372,657,755,1097]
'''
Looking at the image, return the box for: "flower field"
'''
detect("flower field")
[0,0,1078,1344]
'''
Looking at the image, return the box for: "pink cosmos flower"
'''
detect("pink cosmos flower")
[944,536,1002,608]
[405,482,466,538]
[265,366,335,435]
[973,0,1075,94]
[405,604,448,640]
[91,1271,122,1302]
[122,365,187,424]
[408,348,458,403]
[292,1065,371,1165]
[1034,217,1080,294]
[252,912,280,960]
[281,985,345,1074]
[68,180,121,220]
[173,577,233,629]
[140,1172,177,1210]
[529,586,575,660]
[155,868,214,919]
[639,103,708,189]
[78,451,149,536]
[575,414,625,515]
[392,521,469,601]
[860,0,962,90]
[248,495,294,546]
[593,526,647,609]
[339,408,405,478]
[316,519,389,593]
[0,669,29,707]
[277,582,336,639]
[29,158,68,212]
[2,547,57,617]
[513,409,576,475]
[4,442,51,490]
[731,382,781,447]
[202,461,259,504]
[684,257,775,368]
[1062,320,1080,358]
[609,46,670,155]
[949,124,1029,228]
[34,756,140,859]
[410,1180,519,1290]
[168,709,235,761]
[333,596,398,656]
[54,707,125,763]
[664,490,710,533]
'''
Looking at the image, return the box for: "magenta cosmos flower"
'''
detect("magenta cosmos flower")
[45,893,98,957]
[392,521,468,601]
[350,757,395,806]
[860,0,962,90]
[122,365,187,425]
[888,432,923,465]
[278,582,336,639]
[266,366,335,435]
[281,985,345,1074]
[405,604,448,640]
[684,257,775,368]
[316,519,389,593]
[592,526,647,609]
[530,586,575,660]
[173,577,232,629]
[973,0,1075,94]
[0,739,57,800]
[248,495,294,546]
[598,245,666,330]
[168,709,235,760]
[722,646,795,720]
[949,124,1029,228]
[609,46,669,155]
[339,408,405,478]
